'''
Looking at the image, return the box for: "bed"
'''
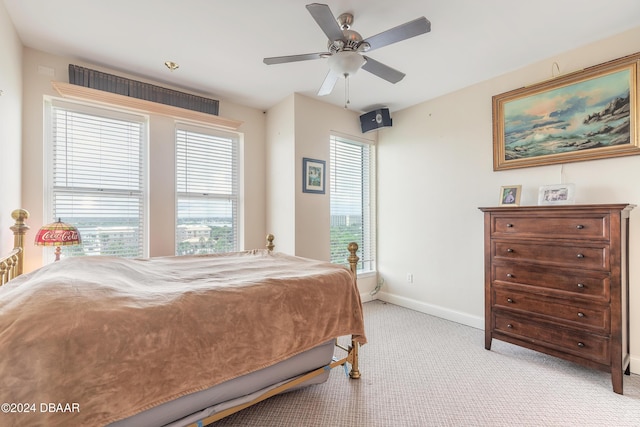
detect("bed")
[0,209,366,427]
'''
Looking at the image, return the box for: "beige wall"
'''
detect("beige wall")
[0,2,22,254]
[265,94,296,254]
[377,26,640,372]
[266,93,378,297]
[19,48,267,272]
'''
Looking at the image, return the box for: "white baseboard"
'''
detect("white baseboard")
[360,292,375,304]
[375,291,484,329]
[372,291,640,375]
[629,354,640,375]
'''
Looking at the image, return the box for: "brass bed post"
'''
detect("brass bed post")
[347,241,361,379]
[266,233,275,252]
[10,209,30,265]
[1,209,29,284]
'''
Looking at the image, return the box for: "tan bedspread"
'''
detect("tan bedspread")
[0,250,366,426]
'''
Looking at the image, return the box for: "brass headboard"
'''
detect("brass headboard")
[0,209,29,285]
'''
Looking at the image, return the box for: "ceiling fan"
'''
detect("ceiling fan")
[263,3,431,97]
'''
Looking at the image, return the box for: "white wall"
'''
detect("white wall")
[0,2,22,254]
[19,48,267,272]
[377,26,640,372]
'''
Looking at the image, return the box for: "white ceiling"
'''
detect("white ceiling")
[4,0,640,113]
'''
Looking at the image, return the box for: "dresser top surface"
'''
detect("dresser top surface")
[479,203,635,213]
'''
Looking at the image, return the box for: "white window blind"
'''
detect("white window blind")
[49,102,146,258]
[176,125,239,255]
[330,135,376,272]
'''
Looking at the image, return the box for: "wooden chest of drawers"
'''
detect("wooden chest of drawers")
[479,204,634,394]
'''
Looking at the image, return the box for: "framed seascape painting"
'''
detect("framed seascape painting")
[302,157,325,194]
[492,52,640,171]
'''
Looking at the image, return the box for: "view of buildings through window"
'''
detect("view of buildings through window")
[175,126,239,255]
[48,102,240,260]
[48,101,146,259]
[329,134,376,272]
[48,101,367,263]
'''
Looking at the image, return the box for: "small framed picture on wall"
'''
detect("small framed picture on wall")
[499,185,522,206]
[302,157,326,194]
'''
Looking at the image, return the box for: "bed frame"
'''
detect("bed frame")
[0,208,362,426]
[0,209,29,285]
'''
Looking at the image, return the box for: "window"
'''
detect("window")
[329,134,376,272]
[47,100,147,258]
[175,125,239,255]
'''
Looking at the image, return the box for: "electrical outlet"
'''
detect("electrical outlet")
[406,273,413,283]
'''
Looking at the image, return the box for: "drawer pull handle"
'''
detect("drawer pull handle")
[577,342,585,348]
[507,324,513,328]
[576,253,584,259]
[507,298,514,303]
[577,283,585,288]
[506,273,513,278]
[507,248,514,253]
[506,223,513,228]
[577,312,585,318]
[576,224,584,229]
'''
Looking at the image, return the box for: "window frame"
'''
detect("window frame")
[329,133,376,274]
[44,97,149,261]
[174,122,240,255]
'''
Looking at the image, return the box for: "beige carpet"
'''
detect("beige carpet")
[211,300,640,426]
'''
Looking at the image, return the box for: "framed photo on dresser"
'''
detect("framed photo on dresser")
[499,185,521,206]
[538,183,575,205]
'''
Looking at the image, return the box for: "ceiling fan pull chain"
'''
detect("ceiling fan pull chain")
[344,73,350,109]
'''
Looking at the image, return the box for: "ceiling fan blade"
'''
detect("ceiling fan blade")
[306,3,344,42]
[362,17,431,51]
[317,69,340,96]
[361,56,405,83]
[263,52,326,65]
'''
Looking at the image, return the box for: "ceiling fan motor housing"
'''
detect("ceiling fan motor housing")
[328,28,363,53]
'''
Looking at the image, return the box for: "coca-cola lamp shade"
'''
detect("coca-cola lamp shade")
[34,219,82,261]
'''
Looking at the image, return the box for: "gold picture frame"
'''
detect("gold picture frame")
[492,52,640,171]
[499,185,522,206]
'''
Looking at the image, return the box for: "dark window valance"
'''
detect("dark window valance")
[68,64,219,116]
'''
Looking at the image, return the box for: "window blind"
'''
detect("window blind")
[330,135,376,272]
[176,126,239,255]
[50,104,146,258]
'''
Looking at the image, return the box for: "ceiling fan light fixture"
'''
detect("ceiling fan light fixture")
[328,51,365,77]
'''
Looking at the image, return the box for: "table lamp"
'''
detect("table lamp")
[34,218,82,261]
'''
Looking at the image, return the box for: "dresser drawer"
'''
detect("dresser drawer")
[493,241,609,270]
[492,215,608,240]
[493,263,610,301]
[493,288,610,331]
[494,313,610,364]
